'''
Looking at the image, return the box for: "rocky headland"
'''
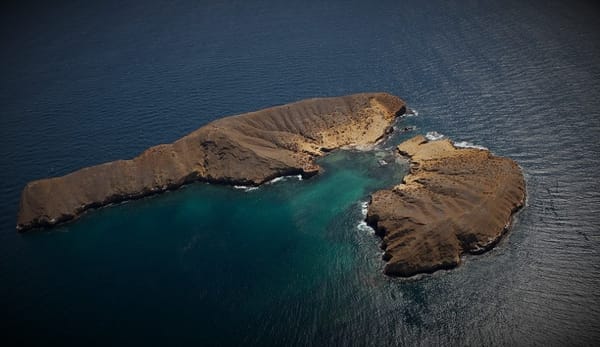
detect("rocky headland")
[17,93,405,231]
[366,135,526,277]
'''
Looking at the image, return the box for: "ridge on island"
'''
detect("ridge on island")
[17,93,406,231]
[366,135,526,277]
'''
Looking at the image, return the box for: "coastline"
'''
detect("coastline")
[17,93,406,231]
[366,135,526,277]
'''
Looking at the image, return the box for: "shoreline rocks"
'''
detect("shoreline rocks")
[17,93,406,231]
[366,135,526,277]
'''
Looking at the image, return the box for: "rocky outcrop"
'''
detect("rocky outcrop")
[366,135,526,277]
[17,93,406,231]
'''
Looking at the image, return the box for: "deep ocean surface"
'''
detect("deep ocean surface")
[1,0,599,345]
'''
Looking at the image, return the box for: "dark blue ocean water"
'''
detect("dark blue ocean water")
[2,0,600,345]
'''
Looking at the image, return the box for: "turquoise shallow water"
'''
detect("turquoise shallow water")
[6,147,411,345]
[2,0,600,345]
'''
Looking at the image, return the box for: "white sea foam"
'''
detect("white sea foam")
[425,131,445,141]
[268,176,284,184]
[233,185,259,192]
[357,221,375,234]
[234,174,302,191]
[453,141,488,150]
[425,131,487,150]
[267,174,303,184]
[360,201,369,216]
[405,108,419,117]
[357,201,375,234]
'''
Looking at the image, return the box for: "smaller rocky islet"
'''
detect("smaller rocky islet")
[16,93,526,278]
[366,135,526,277]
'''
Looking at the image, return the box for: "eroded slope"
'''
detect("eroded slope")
[17,93,405,231]
[366,135,526,277]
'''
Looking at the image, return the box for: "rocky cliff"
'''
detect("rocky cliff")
[17,93,406,231]
[366,135,526,277]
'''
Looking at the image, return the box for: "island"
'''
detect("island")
[16,93,526,278]
[17,93,406,231]
[366,135,526,277]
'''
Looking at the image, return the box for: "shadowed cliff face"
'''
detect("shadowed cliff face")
[367,135,526,277]
[17,93,406,231]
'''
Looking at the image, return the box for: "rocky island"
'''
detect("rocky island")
[17,93,406,231]
[17,92,526,279]
[366,135,526,277]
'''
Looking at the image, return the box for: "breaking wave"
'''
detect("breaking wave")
[233,174,303,192]
[425,131,445,141]
[404,108,419,117]
[357,201,375,234]
[453,141,488,150]
[233,185,259,192]
[425,131,488,150]
[267,174,303,184]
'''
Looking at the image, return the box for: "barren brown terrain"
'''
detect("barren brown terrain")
[367,135,526,277]
[17,93,405,231]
